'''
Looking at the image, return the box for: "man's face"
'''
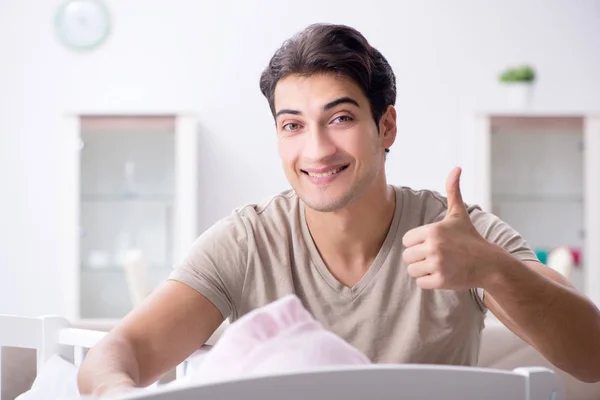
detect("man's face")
[273,72,395,212]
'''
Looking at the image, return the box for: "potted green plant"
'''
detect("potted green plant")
[498,65,536,109]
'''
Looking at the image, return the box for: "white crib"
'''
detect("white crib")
[0,314,565,400]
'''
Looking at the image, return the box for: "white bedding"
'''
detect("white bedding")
[14,355,80,400]
[13,351,210,400]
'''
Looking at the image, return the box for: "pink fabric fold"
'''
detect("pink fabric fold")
[192,295,370,382]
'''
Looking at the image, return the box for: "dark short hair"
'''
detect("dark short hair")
[259,23,396,153]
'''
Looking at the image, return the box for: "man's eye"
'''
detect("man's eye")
[332,115,353,124]
[283,123,301,131]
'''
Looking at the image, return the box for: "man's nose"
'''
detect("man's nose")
[303,128,337,162]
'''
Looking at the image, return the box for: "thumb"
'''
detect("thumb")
[445,167,468,218]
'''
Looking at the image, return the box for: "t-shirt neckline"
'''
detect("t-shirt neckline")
[299,186,404,300]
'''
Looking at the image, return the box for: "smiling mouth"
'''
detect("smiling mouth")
[301,164,349,178]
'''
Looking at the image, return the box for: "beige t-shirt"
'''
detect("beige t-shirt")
[169,186,537,365]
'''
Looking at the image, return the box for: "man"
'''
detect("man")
[78,23,600,396]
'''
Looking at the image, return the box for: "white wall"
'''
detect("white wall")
[1,0,599,317]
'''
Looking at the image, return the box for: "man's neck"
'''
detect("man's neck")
[304,181,397,282]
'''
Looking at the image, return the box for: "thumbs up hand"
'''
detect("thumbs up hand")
[402,167,494,290]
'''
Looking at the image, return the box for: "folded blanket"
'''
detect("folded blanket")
[191,294,371,382]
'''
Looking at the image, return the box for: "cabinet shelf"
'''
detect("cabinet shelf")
[81,193,173,203]
[81,263,171,271]
[492,193,583,203]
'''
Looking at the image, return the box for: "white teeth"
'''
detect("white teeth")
[308,167,343,178]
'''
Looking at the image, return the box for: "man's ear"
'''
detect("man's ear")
[379,105,397,150]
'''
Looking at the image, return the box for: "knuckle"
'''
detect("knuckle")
[427,241,440,257]
[429,224,442,238]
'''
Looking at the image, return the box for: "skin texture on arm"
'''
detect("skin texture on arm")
[483,255,600,383]
[77,280,224,397]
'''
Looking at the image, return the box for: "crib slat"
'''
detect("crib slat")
[73,346,85,367]
[175,360,188,379]
[38,316,70,373]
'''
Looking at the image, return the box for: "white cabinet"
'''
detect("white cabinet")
[59,114,199,323]
[471,112,600,306]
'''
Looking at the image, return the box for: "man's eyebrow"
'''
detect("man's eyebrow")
[274,97,360,119]
[323,97,360,111]
[275,109,302,118]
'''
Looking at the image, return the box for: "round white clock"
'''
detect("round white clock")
[55,0,111,51]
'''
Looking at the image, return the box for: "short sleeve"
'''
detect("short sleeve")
[467,207,540,311]
[468,207,538,262]
[168,211,248,320]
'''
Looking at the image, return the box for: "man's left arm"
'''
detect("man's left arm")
[402,167,600,383]
[482,246,600,383]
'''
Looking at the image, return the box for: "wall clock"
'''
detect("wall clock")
[55,0,111,51]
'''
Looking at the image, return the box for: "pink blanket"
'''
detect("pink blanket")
[191,295,370,382]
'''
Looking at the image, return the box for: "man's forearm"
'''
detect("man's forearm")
[483,247,600,383]
[77,335,140,396]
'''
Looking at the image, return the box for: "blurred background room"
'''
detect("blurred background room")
[1,0,599,328]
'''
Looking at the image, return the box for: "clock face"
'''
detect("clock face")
[55,0,111,51]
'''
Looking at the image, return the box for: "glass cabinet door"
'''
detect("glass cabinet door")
[79,116,176,319]
[489,116,585,292]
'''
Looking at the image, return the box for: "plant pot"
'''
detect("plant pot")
[501,82,534,109]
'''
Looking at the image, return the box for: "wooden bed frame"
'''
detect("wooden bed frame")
[0,314,565,399]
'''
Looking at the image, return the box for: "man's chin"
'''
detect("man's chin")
[299,192,354,213]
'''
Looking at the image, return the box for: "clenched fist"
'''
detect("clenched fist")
[402,167,494,290]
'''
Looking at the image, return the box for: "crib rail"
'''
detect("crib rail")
[110,364,565,400]
[0,315,214,378]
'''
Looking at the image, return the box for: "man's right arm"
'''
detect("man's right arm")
[77,280,224,397]
[79,212,248,397]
